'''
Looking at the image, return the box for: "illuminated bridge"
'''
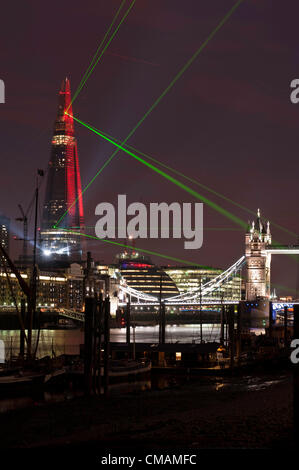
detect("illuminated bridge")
[57,210,299,320]
[117,209,299,309]
[118,256,245,307]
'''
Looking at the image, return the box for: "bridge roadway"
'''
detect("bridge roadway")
[109,341,220,355]
[119,299,239,307]
[59,301,299,322]
[60,301,240,323]
[266,245,299,255]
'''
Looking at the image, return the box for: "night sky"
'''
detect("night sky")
[1,0,299,295]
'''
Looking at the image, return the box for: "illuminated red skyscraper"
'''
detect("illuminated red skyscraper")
[41,78,84,262]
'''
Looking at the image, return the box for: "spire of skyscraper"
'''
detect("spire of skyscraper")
[41,78,84,263]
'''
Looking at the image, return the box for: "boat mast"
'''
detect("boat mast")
[31,169,44,357]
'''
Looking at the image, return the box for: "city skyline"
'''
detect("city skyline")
[0,1,298,295]
[1,1,299,457]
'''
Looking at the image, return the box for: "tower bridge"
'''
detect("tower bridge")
[56,209,298,321]
[116,210,299,313]
[57,208,299,324]
[245,209,299,301]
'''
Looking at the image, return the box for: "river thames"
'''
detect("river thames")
[0,324,264,360]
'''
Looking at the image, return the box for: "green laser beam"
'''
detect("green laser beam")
[73,121,299,264]
[66,113,248,231]
[69,0,127,111]
[270,283,297,295]
[62,230,295,294]
[96,128,297,239]
[224,271,296,295]
[59,113,299,266]
[72,120,297,239]
[68,0,136,111]
[59,228,213,268]
[56,0,244,227]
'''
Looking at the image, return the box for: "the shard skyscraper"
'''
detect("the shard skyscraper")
[41,78,84,263]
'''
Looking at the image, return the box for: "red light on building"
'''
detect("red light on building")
[41,78,84,261]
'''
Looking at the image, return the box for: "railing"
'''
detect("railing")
[60,309,85,322]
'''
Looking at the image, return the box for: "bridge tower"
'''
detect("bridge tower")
[245,209,271,300]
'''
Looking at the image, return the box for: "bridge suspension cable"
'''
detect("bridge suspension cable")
[118,256,245,305]
[163,256,245,303]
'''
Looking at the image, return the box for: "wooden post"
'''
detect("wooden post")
[284,305,288,347]
[160,302,166,345]
[20,299,25,358]
[159,273,163,343]
[132,322,136,361]
[220,305,225,346]
[236,303,241,363]
[293,304,299,440]
[103,297,110,397]
[228,305,235,369]
[126,302,131,358]
[158,272,166,345]
[84,297,94,396]
[268,301,273,338]
[199,277,203,343]
[96,294,103,394]
[92,294,98,394]
[27,300,33,359]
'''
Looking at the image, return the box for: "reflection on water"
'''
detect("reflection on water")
[0,324,268,414]
[0,329,84,360]
[0,324,265,360]
[111,324,225,344]
[153,374,287,394]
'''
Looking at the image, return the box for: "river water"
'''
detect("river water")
[0,325,266,414]
[0,324,260,359]
[0,324,265,360]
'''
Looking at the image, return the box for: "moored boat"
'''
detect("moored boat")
[67,359,151,385]
[0,370,46,392]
